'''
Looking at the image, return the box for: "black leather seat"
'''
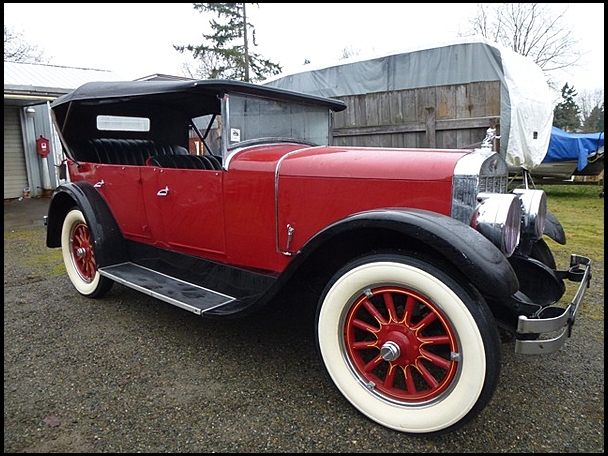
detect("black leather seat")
[148,154,222,170]
[205,155,223,170]
[73,139,188,165]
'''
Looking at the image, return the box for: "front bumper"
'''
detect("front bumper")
[515,254,592,355]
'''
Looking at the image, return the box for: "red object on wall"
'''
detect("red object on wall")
[36,136,50,158]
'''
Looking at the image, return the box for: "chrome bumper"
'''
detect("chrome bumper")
[515,255,592,355]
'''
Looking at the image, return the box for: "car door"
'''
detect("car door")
[140,166,226,257]
[89,164,152,242]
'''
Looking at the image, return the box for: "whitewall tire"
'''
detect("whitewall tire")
[316,253,500,435]
[61,208,112,298]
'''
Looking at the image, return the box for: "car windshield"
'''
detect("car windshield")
[225,93,332,148]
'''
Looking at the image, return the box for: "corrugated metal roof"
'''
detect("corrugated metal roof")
[4,61,125,94]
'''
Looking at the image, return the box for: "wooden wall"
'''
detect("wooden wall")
[332,81,501,150]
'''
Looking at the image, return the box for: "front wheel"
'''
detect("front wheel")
[61,208,113,298]
[316,253,501,436]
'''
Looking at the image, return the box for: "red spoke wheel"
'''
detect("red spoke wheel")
[344,286,459,403]
[316,253,500,436]
[61,208,113,298]
[70,220,96,281]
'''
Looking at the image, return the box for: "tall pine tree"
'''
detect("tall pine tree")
[583,102,604,133]
[553,83,581,132]
[174,3,281,82]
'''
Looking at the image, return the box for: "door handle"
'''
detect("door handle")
[157,186,169,196]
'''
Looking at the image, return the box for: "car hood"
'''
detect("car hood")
[230,143,469,181]
[278,145,469,181]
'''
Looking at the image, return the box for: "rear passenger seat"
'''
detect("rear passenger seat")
[72,138,188,165]
[148,154,223,170]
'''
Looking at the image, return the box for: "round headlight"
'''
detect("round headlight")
[512,189,547,240]
[471,193,522,257]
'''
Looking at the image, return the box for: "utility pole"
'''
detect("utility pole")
[242,3,250,82]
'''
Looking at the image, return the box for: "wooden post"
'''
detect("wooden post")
[425,107,436,148]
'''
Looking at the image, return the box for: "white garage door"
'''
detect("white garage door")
[4,105,28,200]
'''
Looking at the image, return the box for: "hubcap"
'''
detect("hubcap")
[380,340,400,361]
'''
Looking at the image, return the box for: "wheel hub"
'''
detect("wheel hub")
[377,326,420,365]
[380,340,400,361]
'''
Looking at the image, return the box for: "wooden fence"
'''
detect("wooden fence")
[332,81,501,151]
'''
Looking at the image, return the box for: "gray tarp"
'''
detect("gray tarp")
[264,37,553,170]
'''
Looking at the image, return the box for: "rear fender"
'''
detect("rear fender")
[46,182,128,267]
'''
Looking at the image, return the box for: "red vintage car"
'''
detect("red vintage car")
[45,79,591,436]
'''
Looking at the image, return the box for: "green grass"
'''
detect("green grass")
[536,184,604,264]
[4,229,65,277]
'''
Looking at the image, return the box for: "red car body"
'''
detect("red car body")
[66,144,461,271]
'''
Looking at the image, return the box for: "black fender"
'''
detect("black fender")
[292,208,519,300]
[544,210,566,245]
[45,181,128,267]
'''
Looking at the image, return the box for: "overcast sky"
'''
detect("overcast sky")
[4,3,604,98]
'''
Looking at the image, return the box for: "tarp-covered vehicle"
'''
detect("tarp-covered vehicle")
[528,126,604,181]
[264,36,555,172]
[45,79,592,436]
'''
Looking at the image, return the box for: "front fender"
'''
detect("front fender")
[46,182,128,267]
[544,210,566,245]
[298,208,519,300]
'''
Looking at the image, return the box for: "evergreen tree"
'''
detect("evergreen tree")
[553,83,581,131]
[174,3,281,82]
[582,102,604,133]
[596,102,605,132]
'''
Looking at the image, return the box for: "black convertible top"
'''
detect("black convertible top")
[51,78,347,155]
[51,78,347,112]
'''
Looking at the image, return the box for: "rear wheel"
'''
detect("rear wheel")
[316,253,501,435]
[61,208,113,298]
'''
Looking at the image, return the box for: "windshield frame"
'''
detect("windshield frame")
[221,92,335,158]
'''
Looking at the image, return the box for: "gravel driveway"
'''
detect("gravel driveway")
[4,198,604,453]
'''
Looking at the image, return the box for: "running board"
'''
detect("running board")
[98,262,236,315]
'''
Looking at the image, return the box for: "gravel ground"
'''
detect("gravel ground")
[4,198,605,453]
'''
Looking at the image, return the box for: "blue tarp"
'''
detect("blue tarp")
[544,126,604,170]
